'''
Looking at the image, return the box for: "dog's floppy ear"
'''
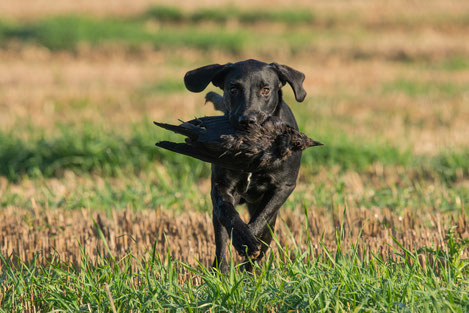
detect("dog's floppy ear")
[184,63,232,92]
[270,63,307,102]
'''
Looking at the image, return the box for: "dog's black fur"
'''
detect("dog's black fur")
[184,59,306,272]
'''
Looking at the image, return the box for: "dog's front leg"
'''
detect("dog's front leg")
[248,184,296,242]
[211,185,260,261]
[240,186,295,272]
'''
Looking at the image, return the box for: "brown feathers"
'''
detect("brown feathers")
[154,115,322,172]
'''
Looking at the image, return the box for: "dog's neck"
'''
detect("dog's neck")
[272,89,284,117]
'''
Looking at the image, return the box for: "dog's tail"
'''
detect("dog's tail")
[205,91,226,113]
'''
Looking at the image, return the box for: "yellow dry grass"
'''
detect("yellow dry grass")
[3,0,469,19]
[1,46,468,153]
[1,204,466,270]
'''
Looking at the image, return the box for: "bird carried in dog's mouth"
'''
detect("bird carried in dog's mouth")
[154,114,323,172]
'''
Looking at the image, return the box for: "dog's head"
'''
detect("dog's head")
[184,59,306,128]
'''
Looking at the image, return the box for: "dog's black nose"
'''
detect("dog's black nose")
[238,115,257,127]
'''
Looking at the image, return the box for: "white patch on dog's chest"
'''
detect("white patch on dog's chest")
[245,173,252,191]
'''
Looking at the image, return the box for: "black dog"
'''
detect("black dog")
[184,59,306,272]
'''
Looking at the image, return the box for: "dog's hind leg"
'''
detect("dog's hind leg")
[212,213,230,274]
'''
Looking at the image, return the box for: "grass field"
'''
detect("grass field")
[0,2,468,312]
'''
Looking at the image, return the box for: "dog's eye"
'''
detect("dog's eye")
[261,87,271,96]
[230,87,238,95]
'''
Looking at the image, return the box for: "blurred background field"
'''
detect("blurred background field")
[0,1,468,311]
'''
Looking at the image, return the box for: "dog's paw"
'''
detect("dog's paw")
[230,218,261,258]
[211,258,229,275]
